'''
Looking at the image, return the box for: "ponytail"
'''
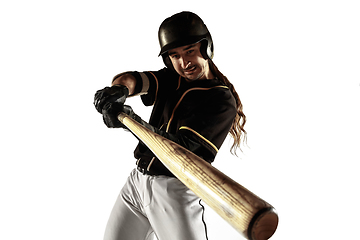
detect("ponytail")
[209,59,247,155]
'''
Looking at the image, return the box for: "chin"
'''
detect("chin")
[185,71,204,81]
[184,75,200,81]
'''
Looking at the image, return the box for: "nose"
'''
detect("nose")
[180,57,191,69]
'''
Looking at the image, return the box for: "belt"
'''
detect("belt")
[136,157,175,177]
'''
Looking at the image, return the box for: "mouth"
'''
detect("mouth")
[183,66,196,74]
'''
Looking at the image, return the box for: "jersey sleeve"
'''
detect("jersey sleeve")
[175,87,237,162]
[139,68,181,106]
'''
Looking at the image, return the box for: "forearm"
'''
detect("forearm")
[125,108,215,162]
[112,73,137,96]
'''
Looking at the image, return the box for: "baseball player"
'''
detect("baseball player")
[94,11,247,240]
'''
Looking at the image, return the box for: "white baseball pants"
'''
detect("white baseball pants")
[103,168,209,240]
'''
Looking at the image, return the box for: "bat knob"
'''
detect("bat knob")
[248,207,279,240]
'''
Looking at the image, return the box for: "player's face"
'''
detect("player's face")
[168,42,213,81]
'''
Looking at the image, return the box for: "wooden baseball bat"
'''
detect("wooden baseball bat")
[118,113,278,240]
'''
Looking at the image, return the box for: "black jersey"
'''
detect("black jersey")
[120,68,237,176]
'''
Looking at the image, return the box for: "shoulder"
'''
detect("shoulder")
[186,79,235,104]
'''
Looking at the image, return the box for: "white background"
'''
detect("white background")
[1,1,359,239]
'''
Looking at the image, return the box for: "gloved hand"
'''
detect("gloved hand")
[101,102,127,128]
[102,101,142,128]
[94,84,129,113]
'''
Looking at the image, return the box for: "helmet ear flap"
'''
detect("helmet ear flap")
[162,53,175,71]
[200,39,214,60]
[208,41,214,59]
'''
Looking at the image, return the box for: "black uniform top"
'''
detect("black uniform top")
[118,67,237,176]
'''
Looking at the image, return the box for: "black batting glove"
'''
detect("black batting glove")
[101,101,126,128]
[102,104,143,129]
[94,85,129,113]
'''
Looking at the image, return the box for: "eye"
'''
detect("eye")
[170,54,180,59]
[187,49,194,54]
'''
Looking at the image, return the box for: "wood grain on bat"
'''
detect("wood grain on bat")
[118,113,278,240]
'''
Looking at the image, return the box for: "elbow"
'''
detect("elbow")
[112,73,137,95]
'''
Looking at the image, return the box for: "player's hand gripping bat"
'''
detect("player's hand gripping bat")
[118,112,278,240]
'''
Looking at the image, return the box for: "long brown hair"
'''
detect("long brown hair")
[209,59,247,155]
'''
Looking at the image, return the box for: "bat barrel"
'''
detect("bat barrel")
[248,207,278,240]
[187,161,278,240]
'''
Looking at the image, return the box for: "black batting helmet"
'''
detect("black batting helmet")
[158,11,214,69]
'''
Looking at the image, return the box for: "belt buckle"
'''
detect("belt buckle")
[137,166,146,175]
[136,158,147,175]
